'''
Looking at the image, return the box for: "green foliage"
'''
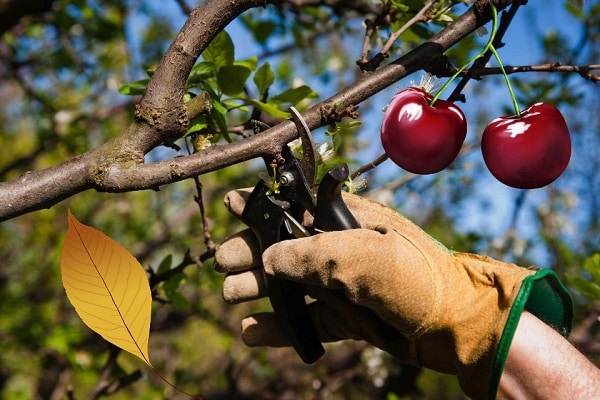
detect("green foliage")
[120,29,317,142]
[567,254,600,301]
[254,61,275,99]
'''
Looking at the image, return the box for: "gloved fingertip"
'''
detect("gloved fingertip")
[224,188,252,216]
[262,241,299,277]
[214,230,262,272]
[241,313,289,347]
[222,270,266,304]
[262,236,338,285]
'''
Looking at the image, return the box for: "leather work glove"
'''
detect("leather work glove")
[214,189,573,400]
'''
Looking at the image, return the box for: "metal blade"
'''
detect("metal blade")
[290,107,318,187]
[283,211,311,238]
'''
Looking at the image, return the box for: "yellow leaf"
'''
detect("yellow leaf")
[60,210,152,367]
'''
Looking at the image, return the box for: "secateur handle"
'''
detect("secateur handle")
[241,183,324,364]
[314,164,360,231]
[240,163,359,364]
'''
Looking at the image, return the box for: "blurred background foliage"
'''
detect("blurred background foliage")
[0,0,599,399]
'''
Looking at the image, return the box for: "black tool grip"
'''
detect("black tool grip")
[241,184,324,364]
[314,164,360,231]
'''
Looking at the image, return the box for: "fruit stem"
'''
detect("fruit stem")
[430,3,499,106]
[490,44,521,117]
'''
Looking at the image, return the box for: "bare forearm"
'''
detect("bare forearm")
[498,311,600,399]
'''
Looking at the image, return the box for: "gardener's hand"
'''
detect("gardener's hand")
[214,189,572,400]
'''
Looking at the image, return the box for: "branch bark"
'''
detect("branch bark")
[0,0,514,222]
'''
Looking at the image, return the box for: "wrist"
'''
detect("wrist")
[489,269,573,399]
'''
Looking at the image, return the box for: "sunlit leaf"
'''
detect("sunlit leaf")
[202,30,234,69]
[254,62,275,98]
[118,79,149,96]
[566,253,600,301]
[244,98,291,119]
[60,211,152,366]
[188,61,215,85]
[217,64,252,95]
[156,254,173,275]
[270,85,317,104]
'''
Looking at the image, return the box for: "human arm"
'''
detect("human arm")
[499,311,600,400]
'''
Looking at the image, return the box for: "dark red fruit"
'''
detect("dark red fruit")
[380,87,467,174]
[481,102,571,189]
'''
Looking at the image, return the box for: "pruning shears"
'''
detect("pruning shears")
[241,107,360,363]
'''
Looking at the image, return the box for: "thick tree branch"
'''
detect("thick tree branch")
[0,0,512,222]
[0,154,92,220]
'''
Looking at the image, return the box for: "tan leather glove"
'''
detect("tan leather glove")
[215,190,573,400]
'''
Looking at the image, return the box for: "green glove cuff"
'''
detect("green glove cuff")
[488,269,574,400]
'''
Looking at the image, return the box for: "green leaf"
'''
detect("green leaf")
[584,253,600,283]
[270,85,316,104]
[245,99,290,119]
[217,65,252,95]
[118,79,149,95]
[566,275,600,300]
[163,272,190,310]
[157,254,173,275]
[167,290,190,310]
[210,98,232,142]
[566,253,600,301]
[389,0,409,13]
[187,116,209,135]
[253,20,278,44]
[202,30,234,70]
[234,56,258,72]
[188,61,215,85]
[254,62,275,98]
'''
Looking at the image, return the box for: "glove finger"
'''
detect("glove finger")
[223,188,253,218]
[214,229,262,273]
[262,226,441,335]
[262,228,387,288]
[241,303,360,347]
[222,268,267,304]
[241,294,404,349]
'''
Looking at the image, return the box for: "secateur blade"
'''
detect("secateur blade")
[267,107,319,217]
[289,107,318,188]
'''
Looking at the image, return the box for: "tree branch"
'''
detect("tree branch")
[0,0,513,222]
[462,62,600,82]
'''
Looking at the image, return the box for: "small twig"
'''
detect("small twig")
[358,17,380,67]
[362,143,476,196]
[88,346,143,400]
[365,172,418,198]
[192,176,217,256]
[174,0,193,15]
[357,0,438,71]
[351,153,389,180]
[149,249,198,289]
[463,63,600,82]
[380,0,437,57]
